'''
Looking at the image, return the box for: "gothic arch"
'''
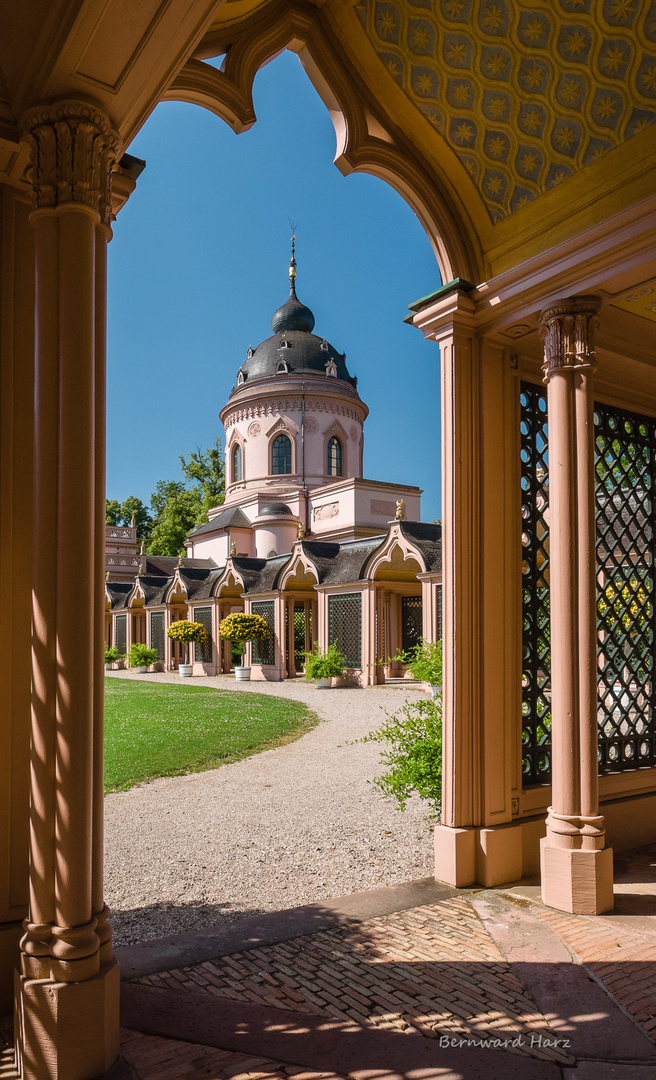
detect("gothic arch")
[163,0,483,283]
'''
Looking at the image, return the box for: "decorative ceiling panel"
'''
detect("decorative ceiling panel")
[357,0,656,223]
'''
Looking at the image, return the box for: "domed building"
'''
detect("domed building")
[106,247,442,682]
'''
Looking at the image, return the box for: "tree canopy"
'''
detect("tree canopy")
[106,437,225,556]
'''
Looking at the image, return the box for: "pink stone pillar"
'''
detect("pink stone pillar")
[17,99,121,1079]
[539,297,614,915]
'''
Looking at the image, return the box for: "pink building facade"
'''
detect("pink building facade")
[106,251,442,684]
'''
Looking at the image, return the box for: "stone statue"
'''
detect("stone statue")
[395,499,406,521]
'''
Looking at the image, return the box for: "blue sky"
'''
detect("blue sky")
[107,50,442,521]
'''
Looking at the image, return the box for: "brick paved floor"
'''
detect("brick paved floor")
[536,905,656,1042]
[132,898,573,1066]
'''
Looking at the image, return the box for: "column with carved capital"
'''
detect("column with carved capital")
[539,297,614,915]
[16,100,121,1080]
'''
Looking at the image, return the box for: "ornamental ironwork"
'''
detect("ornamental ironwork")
[595,405,656,772]
[193,606,213,663]
[401,596,423,654]
[251,601,275,665]
[115,614,127,659]
[328,593,362,668]
[520,382,551,785]
[150,612,165,661]
[520,387,656,785]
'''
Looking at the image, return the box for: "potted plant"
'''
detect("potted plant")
[127,642,158,674]
[397,638,442,697]
[218,612,270,682]
[167,619,209,677]
[104,645,119,670]
[303,641,346,689]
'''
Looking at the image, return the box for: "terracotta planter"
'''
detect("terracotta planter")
[235,666,251,682]
[179,663,193,678]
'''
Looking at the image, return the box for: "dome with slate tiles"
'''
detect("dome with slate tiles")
[232,242,358,393]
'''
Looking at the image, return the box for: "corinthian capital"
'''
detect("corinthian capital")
[539,297,601,383]
[21,99,121,223]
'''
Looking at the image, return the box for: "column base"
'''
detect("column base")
[14,959,120,1080]
[540,839,614,914]
[434,822,524,888]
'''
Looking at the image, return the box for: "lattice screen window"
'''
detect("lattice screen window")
[595,405,656,772]
[520,382,552,786]
[150,612,165,661]
[436,584,443,641]
[401,596,422,654]
[520,387,656,784]
[115,614,127,659]
[328,593,362,668]
[251,601,275,665]
[193,606,213,663]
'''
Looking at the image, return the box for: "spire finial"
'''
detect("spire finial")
[289,230,297,285]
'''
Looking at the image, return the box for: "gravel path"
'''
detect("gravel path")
[104,672,436,946]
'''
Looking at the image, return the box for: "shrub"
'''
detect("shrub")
[395,638,442,685]
[302,641,346,680]
[359,697,442,815]
[127,643,158,668]
[167,619,209,663]
[218,612,270,643]
[104,645,119,665]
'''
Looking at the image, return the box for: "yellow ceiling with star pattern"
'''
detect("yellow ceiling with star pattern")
[358,0,656,223]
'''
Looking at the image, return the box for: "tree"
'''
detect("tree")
[105,496,153,540]
[148,481,202,556]
[180,437,225,525]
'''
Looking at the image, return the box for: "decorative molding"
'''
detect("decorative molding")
[21,99,121,224]
[224,398,365,428]
[313,502,339,521]
[539,296,601,382]
[611,275,656,324]
[361,0,656,224]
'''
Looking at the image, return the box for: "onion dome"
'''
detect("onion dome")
[271,241,315,334]
[233,240,358,392]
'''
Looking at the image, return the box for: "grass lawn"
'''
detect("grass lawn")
[104,677,318,793]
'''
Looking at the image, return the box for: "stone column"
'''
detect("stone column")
[539,296,614,915]
[16,99,121,1080]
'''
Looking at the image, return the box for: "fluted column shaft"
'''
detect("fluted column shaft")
[16,99,121,1080]
[539,296,614,915]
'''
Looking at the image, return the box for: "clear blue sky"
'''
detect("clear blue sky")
[107,50,442,521]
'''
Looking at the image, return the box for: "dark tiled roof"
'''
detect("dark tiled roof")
[179,567,223,601]
[319,536,387,584]
[139,575,173,606]
[400,521,442,572]
[143,555,178,576]
[106,582,134,610]
[187,507,252,538]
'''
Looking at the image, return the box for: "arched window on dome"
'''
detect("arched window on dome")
[272,434,292,475]
[327,436,342,477]
[233,443,242,483]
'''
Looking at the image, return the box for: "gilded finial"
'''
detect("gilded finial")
[289,231,297,282]
[395,499,406,521]
[230,541,237,557]
[106,571,110,581]
[297,522,305,540]
[140,541,145,554]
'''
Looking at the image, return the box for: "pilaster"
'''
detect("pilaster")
[16,98,122,1079]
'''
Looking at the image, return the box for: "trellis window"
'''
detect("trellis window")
[251,601,275,664]
[327,437,342,477]
[193,606,213,663]
[401,596,422,654]
[328,593,362,668]
[233,444,242,483]
[520,384,656,785]
[150,612,165,661]
[115,614,127,658]
[272,434,292,475]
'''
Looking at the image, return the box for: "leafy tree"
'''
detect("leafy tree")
[148,481,202,556]
[105,496,153,540]
[180,438,225,525]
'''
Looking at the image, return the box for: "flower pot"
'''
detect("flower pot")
[316,676,332,689]
[179,663,193,678]
[137,666,148,674]
[430,684,442,698]
[104,664,111,671]
[235,666,251,682]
